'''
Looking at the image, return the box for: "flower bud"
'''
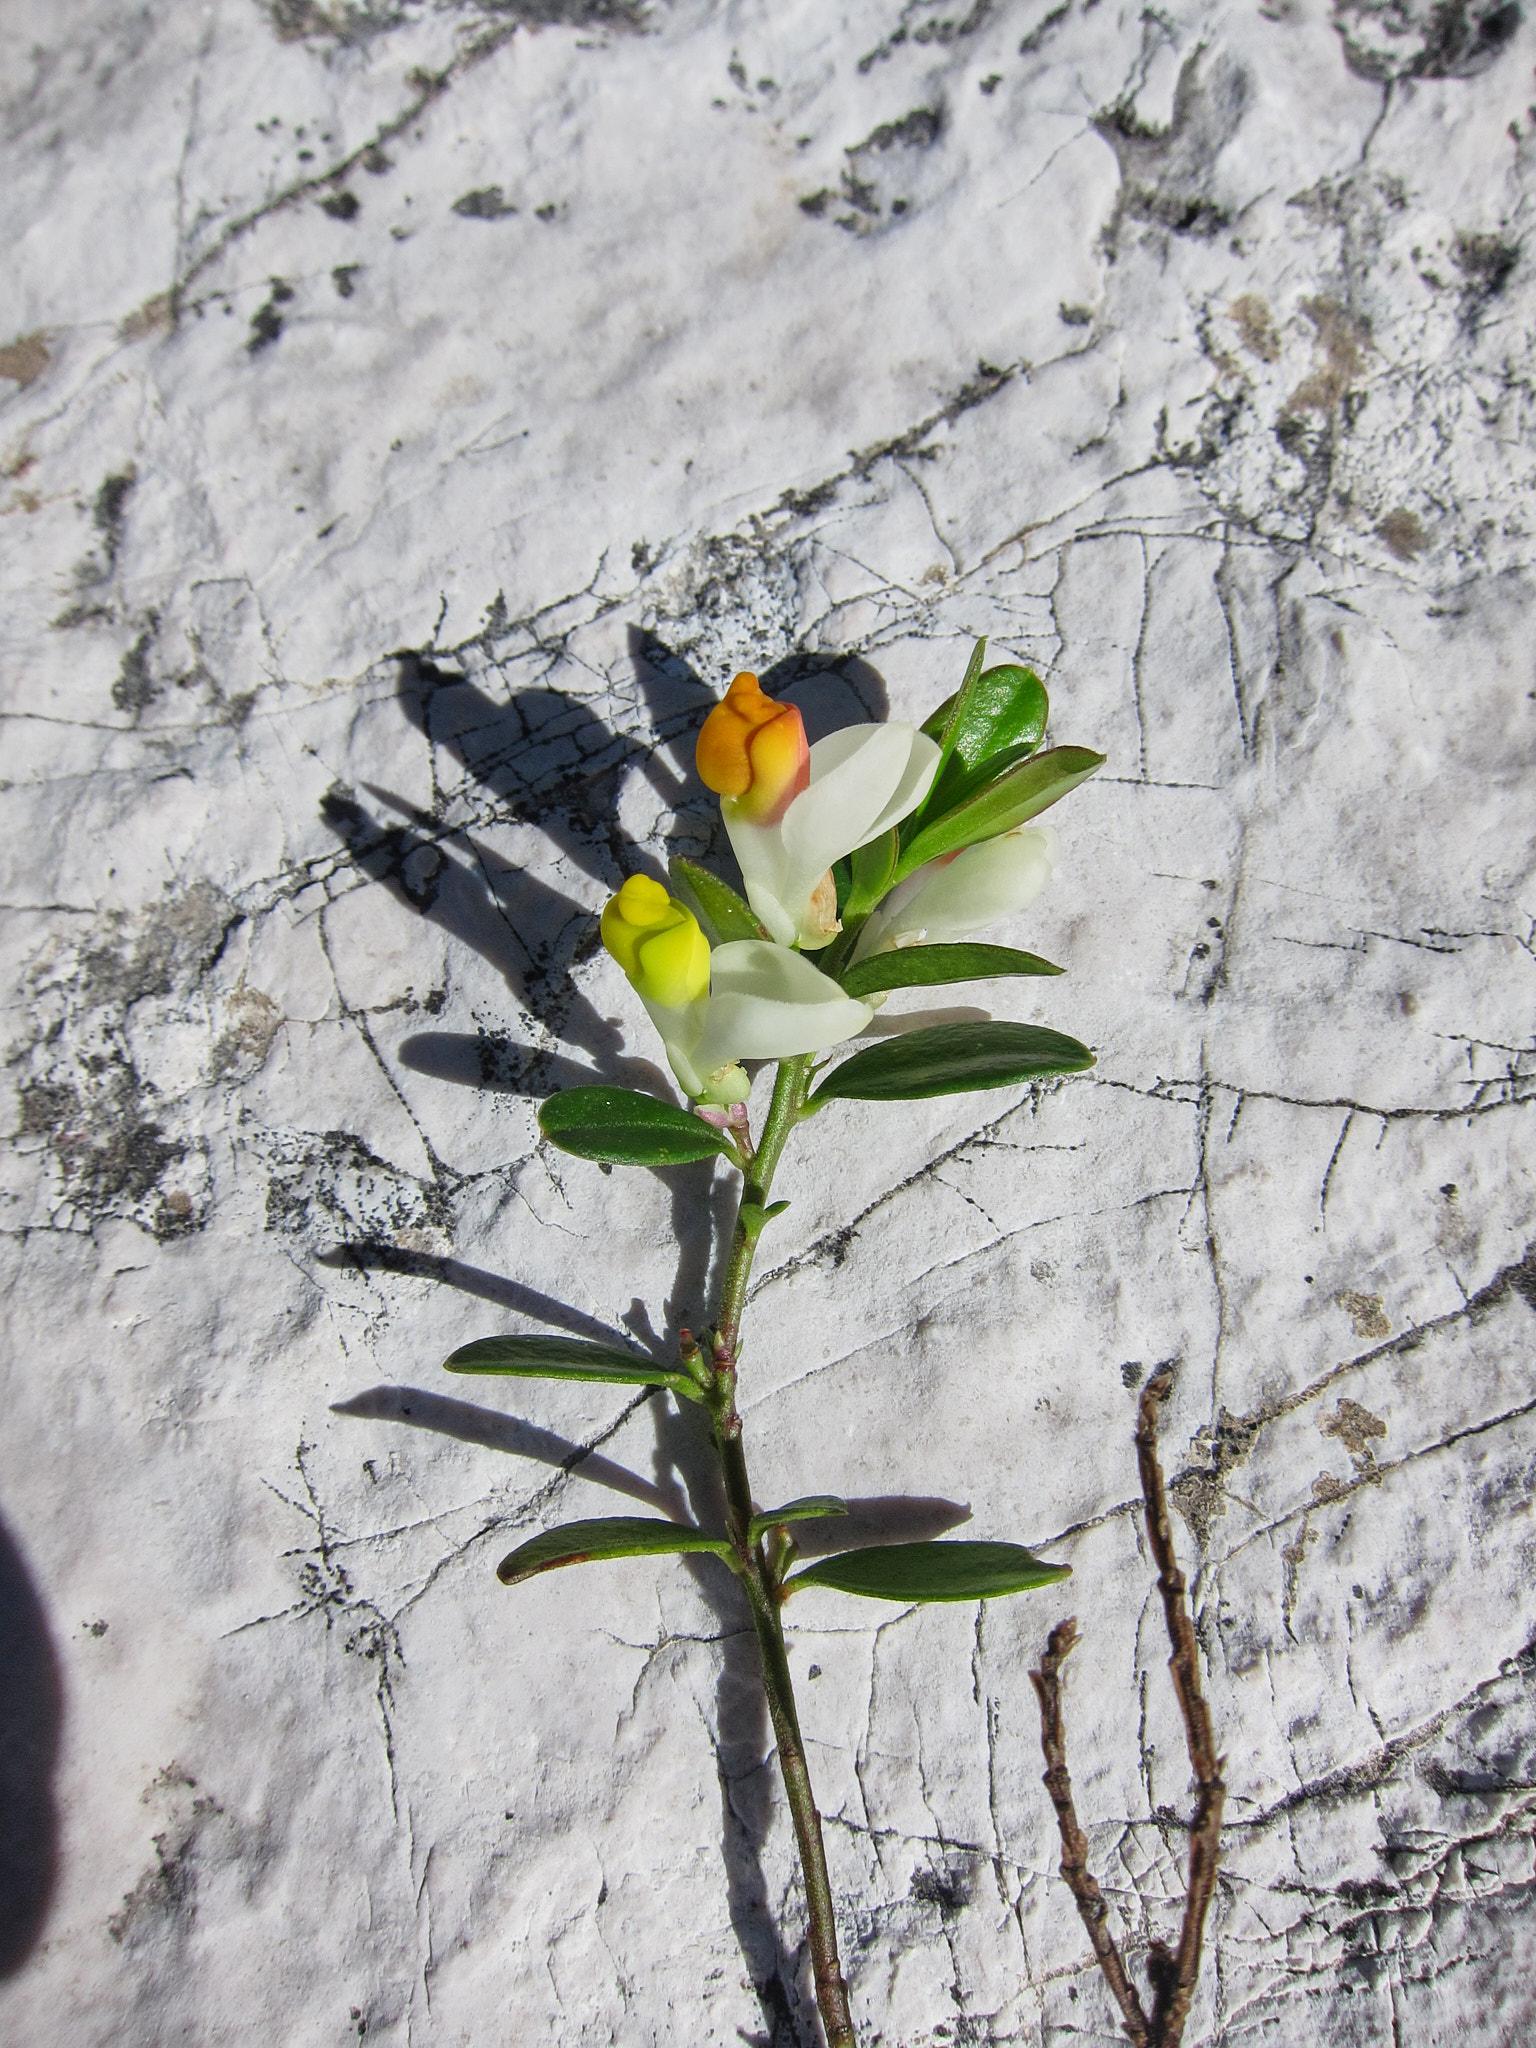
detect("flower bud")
[696,673,810,824]
[600,875,711,1008]
[852,825,1060,960]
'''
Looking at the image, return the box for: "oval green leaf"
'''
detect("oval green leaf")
[808,1021,1094,1105]
[918,664,1050,822]
[839,942,1062,999]
[498,1516,733,1587]
[444,1334,698,1398]
[539,1086,733,1165]
[920,635,987,745]
[668,856,767,944]
[786,1539,1070,1602]
[748,1495,848,1542]
[895,746,1105,881]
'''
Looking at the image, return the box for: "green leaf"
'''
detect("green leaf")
[921,636,987,745]
[839,942,1062,999]
[748,1495,848,1543]
[786,1540,1070,1602]
[843,827,899,922]
[808,1021,1094,1106]
[894,746,1105,882]
[539,1086,734,1165]
[497,1516,733,1587]
[444,1334,701,1399]
[918,664,1050,823]
[739,1198,790,1242]
[668,856,767,944]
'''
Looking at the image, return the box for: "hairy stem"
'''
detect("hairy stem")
[706,1055,854,2048]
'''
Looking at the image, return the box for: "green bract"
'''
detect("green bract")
[668,855,768,945]
[917,642,1052,822]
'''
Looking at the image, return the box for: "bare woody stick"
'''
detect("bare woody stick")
[1030,1619,1150,2047]
[1134,1365,1226,2046]
[1030,1365,1226,2048]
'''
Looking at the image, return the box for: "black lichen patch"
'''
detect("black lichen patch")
[909,1857,978,1913]
[807,104,947,235]
[859,0,995,71]
[1096,49,1250,253]
[1019,1,1071,55]
[263,1125,446,1248]
[107,1783,227,1947]
[14,885,236,1237]
[19,1070,184,1220]
[1333,0,1523,81]
[247,280,294,354]
[265,0,645,42]
[1125,187,1229,237]
[332,264,361,298]
[113,622,159,714]
[320,189,360,220]
[63,467,137,601]
[1453,229,1520,332]
[94,470,136,568]
[857,107,943,153]
[452,185,517,220]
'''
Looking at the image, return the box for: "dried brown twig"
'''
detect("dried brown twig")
[1029,1366,1226,2048]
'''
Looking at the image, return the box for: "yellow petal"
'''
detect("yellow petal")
[601,877,710,1004]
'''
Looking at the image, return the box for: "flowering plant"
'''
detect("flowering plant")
[445,642,1112,2044]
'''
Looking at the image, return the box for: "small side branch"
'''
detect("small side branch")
[1136,1366,1226,2045]
[1030,1621,1150,2047]
[1032,1367,1226,2048]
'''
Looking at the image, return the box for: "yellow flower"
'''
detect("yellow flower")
[599,876,874,1103]
[600,875,710,1007]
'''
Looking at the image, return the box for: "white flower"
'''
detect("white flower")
[696,676,941,949]
[852,824,1061,959]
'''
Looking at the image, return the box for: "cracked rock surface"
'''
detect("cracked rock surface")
[3,1,1534,2041]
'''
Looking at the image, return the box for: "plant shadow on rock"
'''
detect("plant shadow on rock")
[332,1367,967,2046]
[322,630,888,1103]
[0,1513,61,1979]
[319,623,930,2040]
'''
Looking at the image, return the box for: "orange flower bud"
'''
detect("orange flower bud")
[695,673,810,824]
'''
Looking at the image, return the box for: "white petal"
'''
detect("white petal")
[854,726,942,844]
[855,826,1060,956]
[690,941,873,1068]
[718,807,799,946]
[781,724,939,877]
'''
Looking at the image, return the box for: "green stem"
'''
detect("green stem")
[706,1054,855,2048]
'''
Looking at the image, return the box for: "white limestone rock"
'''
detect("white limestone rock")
[2,1,1534,2042]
